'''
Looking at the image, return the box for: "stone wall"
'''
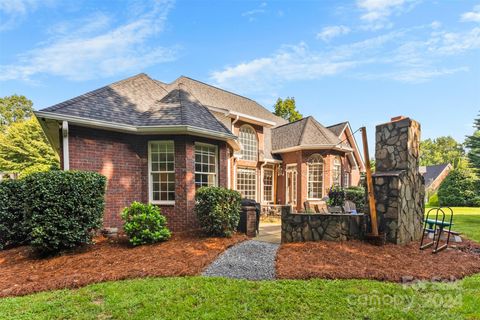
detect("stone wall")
[281,206,366,243]
[373,117,425,245]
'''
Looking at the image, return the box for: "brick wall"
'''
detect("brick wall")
[65,126,229,232]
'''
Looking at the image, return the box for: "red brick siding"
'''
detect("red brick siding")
[65,126,228,232]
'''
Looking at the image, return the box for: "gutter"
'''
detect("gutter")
[34,111,241,151]
[271,144,353,154]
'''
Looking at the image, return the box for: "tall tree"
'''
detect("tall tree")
[0,95,33,130]
[465,113,480,172]
[420,136,465,167]
[0,117,59,176]
[273,97,303,122]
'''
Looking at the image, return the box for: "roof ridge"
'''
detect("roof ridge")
[272,116,307,130]
[310,117,341,144]
[298,117,311,145]
[327,121,348,129]
[41,73,150,112]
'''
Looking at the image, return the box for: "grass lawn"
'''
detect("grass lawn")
[0,275,479,320]
[425,207,480,242]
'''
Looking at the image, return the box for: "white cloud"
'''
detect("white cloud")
[210,25,480,93]
[0,0,177,81]
[0,0,55,31]
[356,0,419,30]
[317,25,351,42]
[242,2,267,21]
[461,5,480,23]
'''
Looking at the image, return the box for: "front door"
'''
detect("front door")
[286,165,297,208]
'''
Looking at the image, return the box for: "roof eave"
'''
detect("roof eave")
[34,111,240,150]
[271,144,353,154]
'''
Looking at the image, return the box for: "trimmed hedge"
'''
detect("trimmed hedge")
[121,202,171,246]
[345,186,366,213]
[0,179,28,249]
[195,187,242,237]
[24,171,106,254]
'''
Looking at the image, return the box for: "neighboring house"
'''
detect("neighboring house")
[35,73,365,231]
[419,163,452,200]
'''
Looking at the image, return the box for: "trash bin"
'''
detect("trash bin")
[238,199,260,235]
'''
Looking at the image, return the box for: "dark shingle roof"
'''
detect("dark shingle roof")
[327,122,348,137]
[421,164,451,188]
[39,73,231,135]
[271,116,342,151]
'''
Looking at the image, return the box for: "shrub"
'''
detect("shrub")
[427,193,439,207]
[23,171,106,254]
[121,202,171,246]
[327,186,346,207]
[438,168,478,207]
[345,186,366,212]
[195,187,241,237]
[0,179,28,249]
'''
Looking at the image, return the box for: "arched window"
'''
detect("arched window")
[307,154,324,199]
[239,125,258,161]
[333,156,341,187]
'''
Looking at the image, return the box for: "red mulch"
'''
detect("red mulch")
[0,234,247,298]
[276,240,480,282]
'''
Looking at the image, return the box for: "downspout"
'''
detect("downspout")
[231,115,240,190]
[62,121,69,170]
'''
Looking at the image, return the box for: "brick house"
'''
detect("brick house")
[35,73,365,231]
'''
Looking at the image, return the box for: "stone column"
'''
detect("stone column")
[373,116,425,245]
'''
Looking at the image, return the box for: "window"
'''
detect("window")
[307,154,324,199]
[195,143,217,189]
[343,172,350,188]
[333,157,341,187]
[237,167,256,199]
[263,168,274,203]
[239,125,258,161]
[149,141,175,204]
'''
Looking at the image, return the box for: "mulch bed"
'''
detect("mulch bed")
[0,234,246,298]
[276,239,480,282]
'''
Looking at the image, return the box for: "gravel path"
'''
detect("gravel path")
[202,240,279,280]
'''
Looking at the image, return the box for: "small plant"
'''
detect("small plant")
[195,187,241,237]
[121,202,171,246]
[327,186,346,208]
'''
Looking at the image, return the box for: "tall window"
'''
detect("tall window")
[239,125,258,161]
[149,141,175,204]
[343,172,350,188]
[263,168,274,203]
[333,157,341,187]
[195,143,217,189]
[237,167,256,199]
[307,154,324,199]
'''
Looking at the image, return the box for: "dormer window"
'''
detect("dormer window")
[239,125,258,161]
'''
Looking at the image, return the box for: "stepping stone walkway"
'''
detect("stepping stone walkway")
[202,240,279,280]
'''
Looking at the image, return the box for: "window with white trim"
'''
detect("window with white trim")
[149,141,175,203]
[263,168,274,203]
[343,172,350,188]
[239,125,258,161]
[195,143,217,189]
[307,154,324,199]
[237,167,256,199]
[333,156,341,187]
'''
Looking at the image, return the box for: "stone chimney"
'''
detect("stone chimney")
[373,117,425,245]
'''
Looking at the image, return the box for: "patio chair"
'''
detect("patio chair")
[343,200,356,213]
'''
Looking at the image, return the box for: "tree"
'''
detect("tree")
[0,95,33,130]
[0,117,59,176]
[420,136,465,167]
[465,113,480,173]
[273,97,303,122]
[437,167,479,207]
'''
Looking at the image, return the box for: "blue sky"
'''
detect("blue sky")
[0,0,479,144]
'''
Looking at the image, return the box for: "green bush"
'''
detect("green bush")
[24,171,106,254]
[327,186,346,207]
[438,168,478,207]
[345,186,366,212]
[121,202,171,246]
[0,179,28,249]
[195,187,241,237]
[427,193,439,207]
